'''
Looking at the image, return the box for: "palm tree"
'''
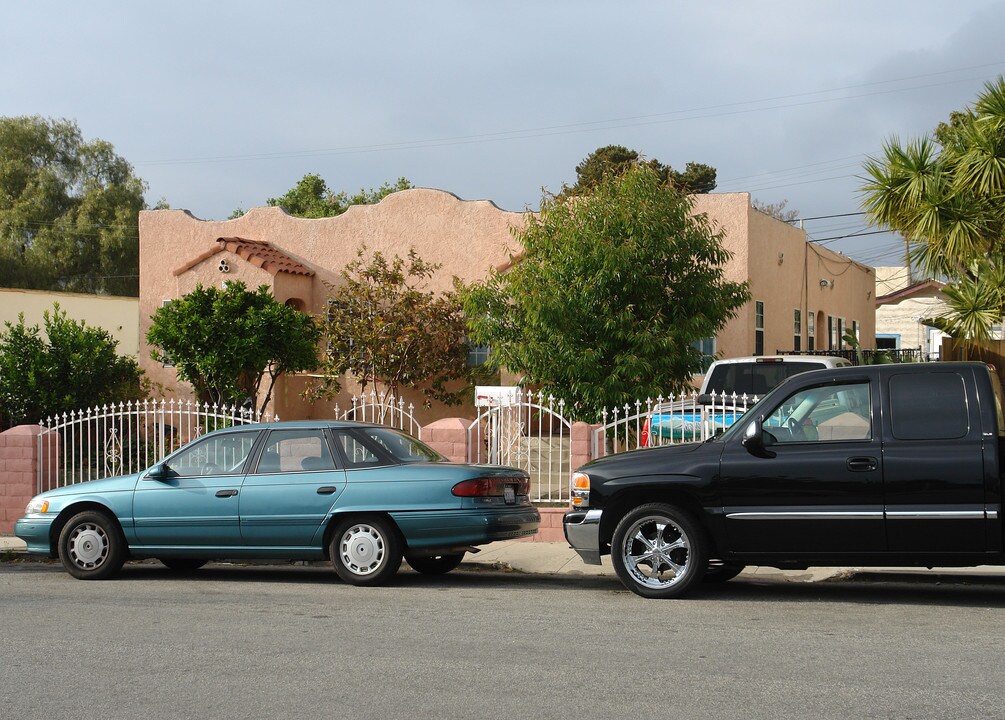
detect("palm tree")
[861,76,1005,343]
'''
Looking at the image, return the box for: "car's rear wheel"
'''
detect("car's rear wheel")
[57,511,126,580]
[330,516,402,586]
[159,558,209,572]
[406,553,465,575]
[611,503,706,599]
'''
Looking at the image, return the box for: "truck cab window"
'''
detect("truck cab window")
[763,382,871,443]
[890,372,968,440]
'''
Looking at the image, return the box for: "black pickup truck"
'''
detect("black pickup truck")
[564,362,1004,598]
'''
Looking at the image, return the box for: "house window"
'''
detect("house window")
[793,309,802,352]
[467,344,491,367]
[807,312,815,352]
[691,337,716,373]
[828,316,835,350]
[754,301,764,356]
[852,320,859,345]
[876,334,899,350]
[838,317,846,349]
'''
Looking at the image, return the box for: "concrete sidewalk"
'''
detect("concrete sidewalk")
[4,534,1002,582]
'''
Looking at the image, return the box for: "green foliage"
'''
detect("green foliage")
[861,77,1005,278]
[147,282,320,415]
[0,116,148,296]
[313,247,474,406]
[566,145,717,197]
[462,163,750,421]
[267,174,414,218]
[0,305,142,429]
[862,76,1005,344]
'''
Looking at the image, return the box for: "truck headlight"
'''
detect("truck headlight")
[571,472,590,508]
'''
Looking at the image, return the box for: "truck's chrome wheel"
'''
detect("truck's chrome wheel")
[611,503,706,599]
[620,514,692,589]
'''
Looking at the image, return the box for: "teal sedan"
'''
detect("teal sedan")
[15,421,540,584]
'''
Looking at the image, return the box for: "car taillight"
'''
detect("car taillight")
[570,472,590,508]
[452,477,529,497]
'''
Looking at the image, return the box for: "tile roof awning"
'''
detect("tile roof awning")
[173,237,315,277]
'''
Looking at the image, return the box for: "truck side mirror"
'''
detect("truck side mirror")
[741,417,776,458]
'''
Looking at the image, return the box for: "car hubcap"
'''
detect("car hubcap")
[621,515,691,589]
[68,523,108,569]
[339,524,385,576]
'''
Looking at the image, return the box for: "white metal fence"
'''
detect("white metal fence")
[37,399,275,492]
[592,392,758,457]
[334,391,421,438]
[468,390,572,503]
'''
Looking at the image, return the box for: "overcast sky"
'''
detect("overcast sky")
[4,1,1005,267]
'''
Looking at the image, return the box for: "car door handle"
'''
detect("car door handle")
[846,457,878,472]
[215,489,239,497]
[316,486,338,495]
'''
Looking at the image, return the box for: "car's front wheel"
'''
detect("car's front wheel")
[611,503,706,599]
[57,511,126,580]
[406,553,465,575]
[330,516,402,586]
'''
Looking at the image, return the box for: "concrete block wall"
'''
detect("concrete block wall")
[0,426,41,534]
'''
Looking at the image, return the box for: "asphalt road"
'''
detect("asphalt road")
[2,560,1004,720]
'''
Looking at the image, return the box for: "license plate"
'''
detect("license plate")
[503,484,516,504]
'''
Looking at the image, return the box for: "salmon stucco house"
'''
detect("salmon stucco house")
[138,188,875,422]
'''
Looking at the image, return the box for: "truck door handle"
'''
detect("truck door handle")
[316,486,337,495]
[215,489,239,497]
[846,457,877,472]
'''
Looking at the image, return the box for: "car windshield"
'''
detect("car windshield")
[355,427,445,463]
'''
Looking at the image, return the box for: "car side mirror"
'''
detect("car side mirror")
[144,463,174,481]
[741,417,776,458]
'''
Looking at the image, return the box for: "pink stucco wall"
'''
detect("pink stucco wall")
[138,189,875,422]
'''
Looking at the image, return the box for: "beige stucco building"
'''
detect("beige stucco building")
[0,288,139,356]
[875,266,948,358]
[137,188,875,421]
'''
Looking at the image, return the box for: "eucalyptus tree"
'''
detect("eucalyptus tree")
[462,162,749,421]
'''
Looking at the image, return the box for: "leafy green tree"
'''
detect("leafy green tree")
[0,305,143,429]
[0,116,148,296]
[462,163,750,420]
[567,144,717,196]
[267,174,414,218]
[147,282,320,415]
[313,247,474,406]
[861,76,1005,342]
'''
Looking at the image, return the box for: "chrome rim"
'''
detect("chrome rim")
[67,522,109,570]
[339,524,385,576]
[620,514,691,589]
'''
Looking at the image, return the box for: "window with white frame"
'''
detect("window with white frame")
[793,309,802,352]
[755,301,764,356]
[807,311,815,352]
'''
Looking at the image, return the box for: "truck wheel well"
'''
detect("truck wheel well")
[600,489,717,554]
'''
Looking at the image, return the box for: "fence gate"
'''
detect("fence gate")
[37,399,275,492]
[467,388,572,503]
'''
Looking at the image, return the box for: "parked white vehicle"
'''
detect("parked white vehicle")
[641,355,852,444]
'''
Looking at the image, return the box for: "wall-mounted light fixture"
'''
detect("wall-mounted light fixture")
[819,278,833,288]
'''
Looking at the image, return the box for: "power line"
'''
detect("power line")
[134,62,1005,167]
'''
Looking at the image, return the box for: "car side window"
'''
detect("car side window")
[331,430,392,469]
[167,432,259,476]
[254,429,337,474]
[764,381,872,443]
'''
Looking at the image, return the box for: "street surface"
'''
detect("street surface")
[1,560,1003,720]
